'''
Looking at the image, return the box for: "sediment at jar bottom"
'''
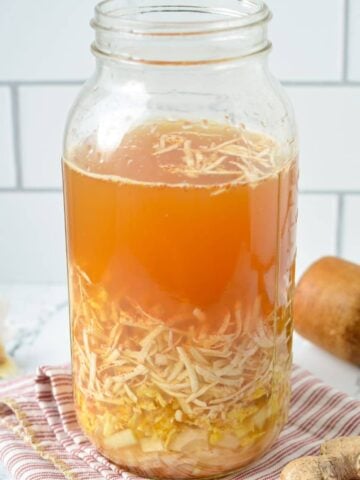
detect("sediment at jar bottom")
[71,271,292,479]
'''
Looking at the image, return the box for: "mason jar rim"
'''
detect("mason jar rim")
[92,0,271,36]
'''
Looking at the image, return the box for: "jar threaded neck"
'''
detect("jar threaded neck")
[92,0,271,65]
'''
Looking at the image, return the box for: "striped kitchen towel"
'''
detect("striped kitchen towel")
[0,365,359,480]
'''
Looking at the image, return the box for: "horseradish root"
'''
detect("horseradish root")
[294,257,360,365]
[281,436,360,480]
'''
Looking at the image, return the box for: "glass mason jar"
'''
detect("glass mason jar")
[63,1,298,478]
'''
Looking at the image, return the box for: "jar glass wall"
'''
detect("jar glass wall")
[63,1,298,478]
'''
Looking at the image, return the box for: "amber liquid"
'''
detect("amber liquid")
[63,120,297,479]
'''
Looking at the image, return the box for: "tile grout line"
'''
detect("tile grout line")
[283,80,360,87]
[9,85,23,189]
[342,0,350,82]
[300,189,360,195]
[0,188,62,193]
[335,193,345,256]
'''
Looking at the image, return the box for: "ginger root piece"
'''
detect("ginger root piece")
[280,436,360,480]
[294,257,360,365]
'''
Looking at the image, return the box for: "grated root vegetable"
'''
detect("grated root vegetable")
[71,269,293,478]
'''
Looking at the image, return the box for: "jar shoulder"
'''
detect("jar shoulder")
[64,64,297,156]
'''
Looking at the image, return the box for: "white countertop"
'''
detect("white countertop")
[0,284,359,479]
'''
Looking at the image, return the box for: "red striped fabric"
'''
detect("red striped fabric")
[0,365,359,480]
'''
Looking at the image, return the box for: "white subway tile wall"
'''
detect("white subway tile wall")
[268,0,345,81]
[343,196,360,263]
[19,86,80,188]
[348,0,360,81]
[0,193,66,283]
[0,88,16,187]
[296,195,339,275]
[0,0,359,283]
[287,87,360,191]
[0,0,94,81]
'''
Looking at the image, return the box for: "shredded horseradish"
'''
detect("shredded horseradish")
[71,269,293,478]
[152,126,286,182]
